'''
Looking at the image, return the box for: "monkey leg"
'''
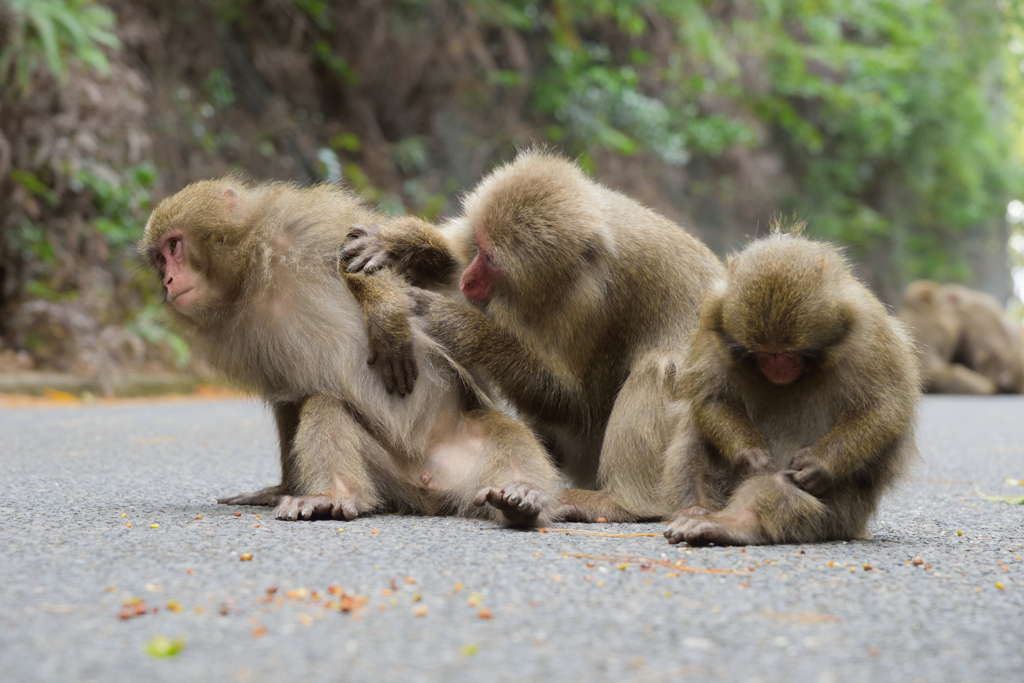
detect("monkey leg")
[659,418,732,519]
[218,399,305,507]
[438,409,561,528]
[664,473,828,546]
[274,395,383,521]
[562,361,680,522]
[929,363,997,395]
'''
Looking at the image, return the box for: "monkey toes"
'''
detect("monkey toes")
[274,494,362,521]
[664,510,758,547]
[217,486,286,507]
[473,484,548,528]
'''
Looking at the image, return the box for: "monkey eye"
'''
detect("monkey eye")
[154,253,166,269]
[167,237,180,255]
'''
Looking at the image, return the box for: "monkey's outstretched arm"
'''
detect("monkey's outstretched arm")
[342,270,419,397]
[413,289,586,423]
[341,217,461,288]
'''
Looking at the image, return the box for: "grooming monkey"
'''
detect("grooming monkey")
[342,149,725,522]
[139,179,562,526]
[898,280,1024,394]
[662,228,920,545]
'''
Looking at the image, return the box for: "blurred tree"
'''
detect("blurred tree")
[2,0,1023,376]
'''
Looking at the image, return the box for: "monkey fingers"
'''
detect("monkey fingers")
[274,494,361,521]
[217,486,287,507]
[473,484,549,528]
[407,286,443,318]
[787,448,835,496]
[341,224,393,274]
[367,341,419,397]
[734,447,776,477]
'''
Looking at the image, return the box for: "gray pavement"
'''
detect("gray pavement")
[0,395,1022,682]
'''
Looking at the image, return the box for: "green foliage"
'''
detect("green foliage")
[0,0,119,93]
[128,305,191,368]
[473,0,1021,286]
[71,163,157,250]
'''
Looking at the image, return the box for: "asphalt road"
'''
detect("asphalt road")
[1,395,1022,682]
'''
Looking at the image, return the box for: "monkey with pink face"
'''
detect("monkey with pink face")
[140,179,562,526]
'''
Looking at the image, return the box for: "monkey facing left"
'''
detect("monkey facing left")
[139,178,562,527]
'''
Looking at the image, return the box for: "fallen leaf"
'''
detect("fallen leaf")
[240,553,253,561]
[145,635,184,658]
[478,607,492,619]
[413,606,428,617]
[461,644,479,656]
[149,524,159,529]
[252,626,267,638]
[453,582,464,594]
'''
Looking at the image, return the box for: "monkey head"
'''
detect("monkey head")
[710,234,854,385]
[140,180,251,319]
[457,149,611,308]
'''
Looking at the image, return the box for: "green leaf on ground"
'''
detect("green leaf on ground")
[144,634,184,658]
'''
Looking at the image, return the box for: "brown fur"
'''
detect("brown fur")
[343,150,725,521]
[898,280,1024,394]
[662,231,921,545]
[139,179,561,526]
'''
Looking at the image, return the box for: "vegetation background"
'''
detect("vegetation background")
[2,0,1024,391]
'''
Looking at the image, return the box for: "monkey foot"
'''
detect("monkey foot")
[554,489,656,523]
[474,483,550,528]
[664,510,760,547]
[274,493,363,521]
[217,486,287,507]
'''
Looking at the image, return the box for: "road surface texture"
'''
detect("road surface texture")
[1,395,1022,682]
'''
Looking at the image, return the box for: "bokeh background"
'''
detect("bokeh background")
[2,0,1024,391]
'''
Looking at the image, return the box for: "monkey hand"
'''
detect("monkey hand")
[341,223,394,274]
[474,483,553,528]
[786,448,835,496]
[734,447,776,477]
[408,286,445,318]
[366,339,418,397]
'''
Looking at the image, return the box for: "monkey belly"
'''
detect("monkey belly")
[416,412,489,495]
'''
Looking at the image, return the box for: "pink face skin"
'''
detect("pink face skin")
[460,226,502,303]
[154,232,200,313]
[754,351,806,385]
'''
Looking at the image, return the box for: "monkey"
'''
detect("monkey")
[661,227,921,545]
[341,149,726,522]
[898,280,1024,394]
[139,178,562,527]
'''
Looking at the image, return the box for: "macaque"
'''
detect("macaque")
[662,228,920,545]
[898,280,1024,394]
[139,179,561,526]
[342,149,725,522]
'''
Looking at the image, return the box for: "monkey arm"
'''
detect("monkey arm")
[341,217,461,288]
[689,397,772,474]
[342,270,419,397]
[413,289,586,423]
[803,400,912,485]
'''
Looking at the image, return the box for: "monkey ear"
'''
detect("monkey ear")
[220,188,241,213]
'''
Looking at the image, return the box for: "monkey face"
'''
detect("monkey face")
[461,226,502,303]
[151,231,223,318]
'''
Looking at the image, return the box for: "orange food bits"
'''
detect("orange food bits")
[239,553,253,561]
[478,607,492,619]
[233,512,241,517]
